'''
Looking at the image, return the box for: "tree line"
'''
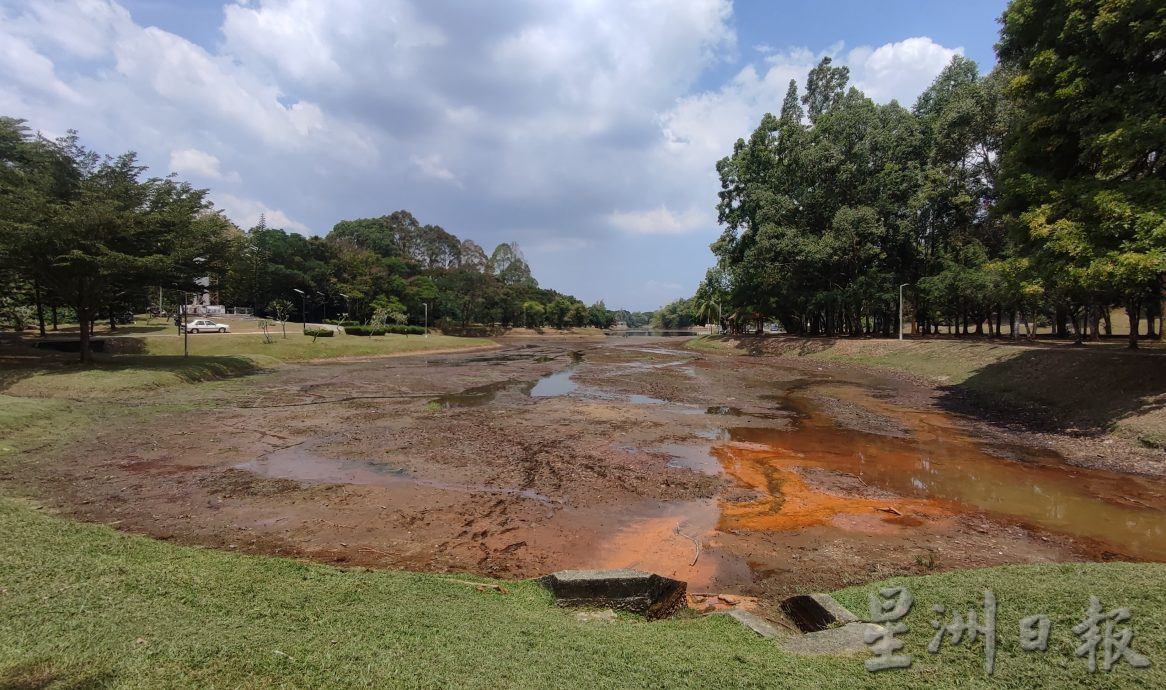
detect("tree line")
[694,0,1164,348]
[0,122,620,361]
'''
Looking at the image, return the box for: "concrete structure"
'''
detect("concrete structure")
[540,569,687,619]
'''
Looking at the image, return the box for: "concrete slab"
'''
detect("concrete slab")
[781,622,886,656]
[540,569,687,619]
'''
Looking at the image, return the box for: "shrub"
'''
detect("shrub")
[303,327,335,338]
[343,325,426,336]
[344,325,381,336]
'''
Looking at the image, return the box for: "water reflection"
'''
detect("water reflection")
[718,387,1166,560]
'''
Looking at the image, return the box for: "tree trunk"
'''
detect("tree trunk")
[1088,303,1100,342]
[1126,302,1139,350]
[78,307,93,363]
[51,304,58,331]
[1160,274,1166,342]
[1103,308,1112,336]
[33,281,46,337]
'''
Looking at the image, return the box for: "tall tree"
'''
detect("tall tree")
[2,129,229,361]
[997,0,1166,347]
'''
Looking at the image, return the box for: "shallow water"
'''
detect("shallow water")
[237,441,560,505]
[714,384,1166,560]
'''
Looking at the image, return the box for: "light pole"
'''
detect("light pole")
[293,288,305,331]
[899,283,909,341]
[338,293,349,323]
[423,302,428,338]
[182,291,189,357]
[716,301,722,335]
[317,291,326,323]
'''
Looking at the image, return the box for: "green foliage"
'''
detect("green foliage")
[995,0,1166,347]
[303,327,335,338]
[698,9,1165,344]
[651,298,696,330]
[344,324,426,336]
[0,120,232,360]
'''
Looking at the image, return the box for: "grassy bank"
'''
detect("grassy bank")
[138,331,494,362]
[690,336,1166,447]
[0,498,1160,689]
[0,332,493,397]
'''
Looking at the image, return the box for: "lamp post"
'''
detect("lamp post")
[182,291,189,357]
[293,288,305,331]
[716,301,722,335]
[317,292,326,324]
[423,302,428,338]
[338,293,349,323]
[899,283,909,341]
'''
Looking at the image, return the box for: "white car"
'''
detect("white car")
[183,319,230,333]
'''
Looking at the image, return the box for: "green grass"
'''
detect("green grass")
[0,356,265,399]
[689,336,1166,441]
[832,562,1166,686]
[0,498,1162,688]
[0,396,86,456]
[140,332,494,362]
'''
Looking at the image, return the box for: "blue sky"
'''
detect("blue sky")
[1,0,1008,311]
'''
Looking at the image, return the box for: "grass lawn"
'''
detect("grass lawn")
[0,498,1161,688]
[688,336,1166,447]
[139,331,494,362]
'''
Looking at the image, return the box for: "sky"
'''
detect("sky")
[0,0,1009,311]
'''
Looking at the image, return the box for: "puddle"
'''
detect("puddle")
[238,442,560,505]
[431,379,533,409]
[530,366,579,397]
[715,387,1166,560]
[651,443,722,475]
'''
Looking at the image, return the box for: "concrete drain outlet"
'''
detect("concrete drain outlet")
[540,569,686,619]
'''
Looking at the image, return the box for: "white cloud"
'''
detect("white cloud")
[848,37,963,105]
[609,206,711,235]
[410,154,460,186]
[651,36,962,221]
[214,193,311,234]
[0,26,84,105]
[169,147,240,182]
[0,0,968,310]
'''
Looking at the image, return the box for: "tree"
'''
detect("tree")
[267,298,292,338]
[997,0,1166,347]
[521,300,545,328]
[587,300,612,329]
[802,57,850,121]
[1,128,229,361]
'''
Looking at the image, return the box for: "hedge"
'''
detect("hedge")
[344,325,427,336]
[303,327,335,337]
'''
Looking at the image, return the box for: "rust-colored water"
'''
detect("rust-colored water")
[717,384,1166,560]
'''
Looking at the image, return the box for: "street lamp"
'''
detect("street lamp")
[899,283,909,341]
[317,291,326,323]
[423,302,428,338]
[338,293,349,323]
[293,288,306,331]
[182,291,189,357]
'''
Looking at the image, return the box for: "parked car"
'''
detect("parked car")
[182,319,230,334]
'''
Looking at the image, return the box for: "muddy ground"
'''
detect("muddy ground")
[10,337,1166,619]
